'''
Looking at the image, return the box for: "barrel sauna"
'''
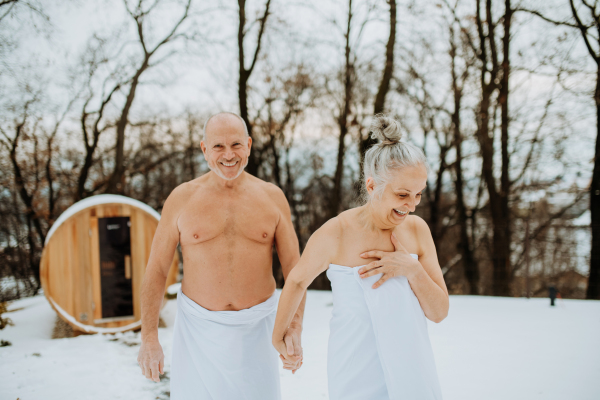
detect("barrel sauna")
[40,195,179,334]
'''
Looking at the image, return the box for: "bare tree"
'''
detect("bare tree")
[330,0,354,218]
[0,86,73,291]
[237,0,272,176]
[106,0,193,193]
[449,20,480,294]
[254,65,316,187]
[76,39,124,200]
[459,0,515,296]
[358,0,396,161]
[517,0,600,300]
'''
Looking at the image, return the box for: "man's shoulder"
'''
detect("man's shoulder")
[170,179,200,199]
[163,176,207,209]
[247,175,287,204]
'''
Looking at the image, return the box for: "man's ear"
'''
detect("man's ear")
[246,136,252,152]
[200,141,207,159]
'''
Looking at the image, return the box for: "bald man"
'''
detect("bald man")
[137,112,305,400]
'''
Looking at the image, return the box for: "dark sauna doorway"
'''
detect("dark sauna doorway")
[98,217,134,320]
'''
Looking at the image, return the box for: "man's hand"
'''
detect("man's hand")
[273,323,303,373]
[137,339,164,382]
[358,233,421,289]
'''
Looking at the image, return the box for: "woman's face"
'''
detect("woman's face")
[366,164,428,228]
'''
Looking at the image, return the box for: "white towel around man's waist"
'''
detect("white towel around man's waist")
[326,254,443,400]
[170,288,281,400]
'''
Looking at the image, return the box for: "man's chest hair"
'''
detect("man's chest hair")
[178,191,280,244]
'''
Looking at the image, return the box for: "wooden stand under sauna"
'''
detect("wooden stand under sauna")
[40,195,179,334]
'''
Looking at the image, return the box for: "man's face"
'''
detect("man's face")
[201,119,252,181]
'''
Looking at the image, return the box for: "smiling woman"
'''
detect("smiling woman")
[361,114,429,203]
[272,114,448,400]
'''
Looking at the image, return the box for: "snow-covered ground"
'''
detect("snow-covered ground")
[1,291,599,400]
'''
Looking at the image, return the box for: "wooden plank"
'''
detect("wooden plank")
[89,214,102,321]
[80,210,94,324]
[131,208,149,320]
[79,211,94,325]
[65,218,76,317]
[73,217,83,319]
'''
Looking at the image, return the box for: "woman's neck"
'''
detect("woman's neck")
[357,203,396,232]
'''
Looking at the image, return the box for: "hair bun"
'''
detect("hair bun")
[369,114,402,145]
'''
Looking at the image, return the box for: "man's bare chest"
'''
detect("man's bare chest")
[177,193,280,245]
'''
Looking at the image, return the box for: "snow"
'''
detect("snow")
[1,291,599,400]
[166,283,181,296]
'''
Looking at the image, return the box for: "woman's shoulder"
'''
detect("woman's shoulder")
[306,211,358,251]
[314,215,344,238]
[337,208,363,227]
[401,215,433,255]
[310,208,366,246]
[406,214,429,231]
[301,216,344,265]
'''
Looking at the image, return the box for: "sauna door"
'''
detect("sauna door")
[98,217,134,319]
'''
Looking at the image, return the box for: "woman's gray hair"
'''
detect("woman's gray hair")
[361,114,428,203]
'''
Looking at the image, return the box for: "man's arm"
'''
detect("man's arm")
[269,185,305,371]
[137,185,185,382]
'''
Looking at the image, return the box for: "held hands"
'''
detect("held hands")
[273,323,303,374]
[137,339,164,382]
[359,233,421,289]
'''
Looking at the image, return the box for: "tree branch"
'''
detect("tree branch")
[570,0,600,64]
[511,190,587,277]
[247,0,272,76]
[149,0,192,55]
[514,7,581,28]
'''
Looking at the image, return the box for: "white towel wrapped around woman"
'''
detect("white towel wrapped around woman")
[170,288,281,400]
[327,254,443,400]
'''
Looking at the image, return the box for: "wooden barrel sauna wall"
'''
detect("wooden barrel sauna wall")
[40,195,179,334]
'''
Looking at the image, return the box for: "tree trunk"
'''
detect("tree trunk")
[330,0,353,218]
[107,59,149,194]
[474,0,512,296]
[77,144,95,201]
[26,216,41,290]
[10,126,46,245]
[359,0,396,162]
[428,154,446,248]
[237,0,271,177]
[9,124,45,293]
[492,0,513,296]
[588,68,600,299]
[451,39,479,294]
[238,48,255,174]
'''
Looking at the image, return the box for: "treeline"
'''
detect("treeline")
[0,0,597,301]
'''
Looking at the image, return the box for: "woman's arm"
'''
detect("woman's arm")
[407,217,449,323]
[358,216,449,323]
[272,218,340,361]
